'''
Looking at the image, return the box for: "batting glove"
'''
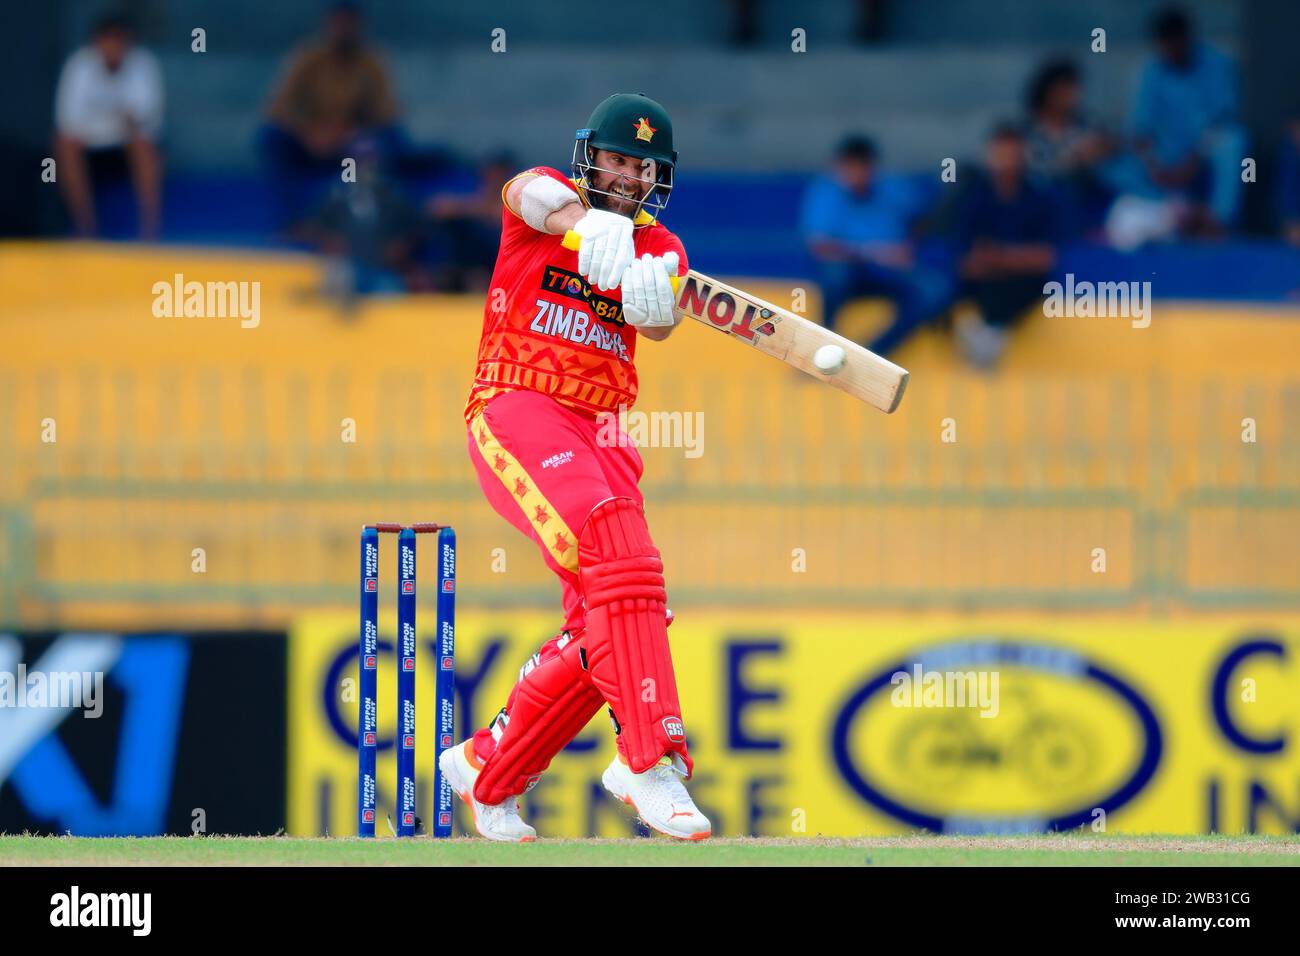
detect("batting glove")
[621,252,679,328]
[572,209,636,291]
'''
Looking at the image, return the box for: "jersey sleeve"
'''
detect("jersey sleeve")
[498,166,579,251]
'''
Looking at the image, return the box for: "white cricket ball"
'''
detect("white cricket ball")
[813,344,847,374]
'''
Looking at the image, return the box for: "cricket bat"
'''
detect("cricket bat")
[562,231,908,413]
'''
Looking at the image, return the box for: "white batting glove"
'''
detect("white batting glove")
[572,209,635,291]
[621,252,680,328]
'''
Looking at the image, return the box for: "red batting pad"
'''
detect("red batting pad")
[473,635,605,804]
[579,497,693,776]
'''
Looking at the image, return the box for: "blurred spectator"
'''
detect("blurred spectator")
[729,0,886,46]
[1106,5,1245,248]
[424,151,514,291]
[53,14,164,238]
[1024,58,1115,236]
[306,138,424,299]
[952,124,1058,369]
[1279,111,1300,247]
[801,135,950,356]
[258,2,401,230]
[856,0,889,44]
[728,0,759,47]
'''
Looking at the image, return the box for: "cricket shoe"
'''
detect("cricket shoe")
[438,740,537,842]
[602,753,712,840]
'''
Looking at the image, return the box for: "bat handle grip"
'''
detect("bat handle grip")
[561,230,680,293]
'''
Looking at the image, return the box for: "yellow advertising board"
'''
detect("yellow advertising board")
[288,612,1299,837]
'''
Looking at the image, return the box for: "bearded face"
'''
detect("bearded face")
[585,149,657,218]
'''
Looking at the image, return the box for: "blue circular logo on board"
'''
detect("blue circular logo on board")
[831,640,1163,833]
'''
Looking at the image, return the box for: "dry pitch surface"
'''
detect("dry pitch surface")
[1,834,1297,866]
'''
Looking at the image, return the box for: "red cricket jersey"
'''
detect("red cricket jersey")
[464,166,688,424]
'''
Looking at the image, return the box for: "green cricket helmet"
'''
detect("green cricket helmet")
[572,93,677,222]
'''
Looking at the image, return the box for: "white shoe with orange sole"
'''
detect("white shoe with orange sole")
[438,740,537,842]
[602,754,712,840]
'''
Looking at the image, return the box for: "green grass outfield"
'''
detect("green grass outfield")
[2,834,1298,866]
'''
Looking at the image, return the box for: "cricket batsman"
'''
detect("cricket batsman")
[438,93,710,842]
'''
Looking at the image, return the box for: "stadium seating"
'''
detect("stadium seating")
[2,243,1296,628]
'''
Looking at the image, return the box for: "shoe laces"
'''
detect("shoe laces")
[482,797,524,821]
[649,756,691,803]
